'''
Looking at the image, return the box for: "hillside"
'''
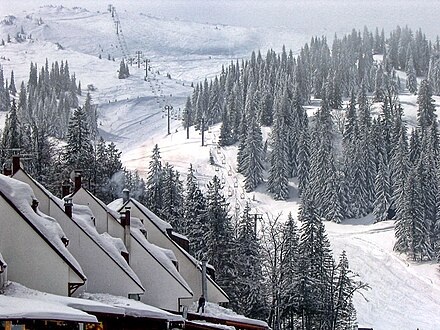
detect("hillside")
[1,2,440,329]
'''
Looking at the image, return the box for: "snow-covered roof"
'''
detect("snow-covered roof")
[110,196,227,300]
[108,198,172,232]
[0,174,85,281]
[75,187,122,221]
[82,292,185,322]
[0,282,98,323]
[187,320,235,330]
[190,302,269,329]
[17,170,144,291]
[130,216,192,294]
[171,231,189,241]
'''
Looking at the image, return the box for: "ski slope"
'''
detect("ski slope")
[1,2,440,329]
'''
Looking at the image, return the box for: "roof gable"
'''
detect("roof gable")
[0,174,86,282]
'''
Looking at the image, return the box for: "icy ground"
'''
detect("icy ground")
[1,2,440,328]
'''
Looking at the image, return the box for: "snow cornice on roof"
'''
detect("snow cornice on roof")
[13,170,144,292]
[0,174,86,283]
[111,197,228,300]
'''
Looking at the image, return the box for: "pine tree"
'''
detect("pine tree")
[204,175,238,307]
[9,70,16,96]
[373,153,392,222]
[405,51,418,94]
[145,144,164,215]
[236,203,268,319]
[64,106,94,185]
[160,163,184,232]
[182,164,208,258]
[242,117,264,192]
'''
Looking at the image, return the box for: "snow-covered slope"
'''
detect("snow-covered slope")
[2,2,440,328]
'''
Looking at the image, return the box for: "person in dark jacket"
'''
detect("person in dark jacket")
[197,295,206,313]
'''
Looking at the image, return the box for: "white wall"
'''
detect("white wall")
[73,191,193,311]
[14,172,144,298]
[127,201,229,304]
[0,196,83,296]
[73,189,124,238]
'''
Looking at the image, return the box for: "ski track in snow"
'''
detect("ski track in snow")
[2,2,440,328]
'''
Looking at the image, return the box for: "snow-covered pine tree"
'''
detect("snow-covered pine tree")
[242,117,264,192]
[182,164,208,258]
[373,152,392,222]
[405,50,418,94]
[280,212,301,328]
[63,106,94,186]
[204,175,238,308]
[236,203,268,319]
[146,144,163,215]
[160,163,184,232]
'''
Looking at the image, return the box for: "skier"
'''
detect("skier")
[196,294,206,313]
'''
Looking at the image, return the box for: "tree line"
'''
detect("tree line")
[183,26,440,263]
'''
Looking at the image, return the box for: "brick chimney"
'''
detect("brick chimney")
[74,170,83,192]
[122,188,130,204]
[12,155,20,175]
[64,197,73,218]
[31,199,39,213]
[62,180,71,198]
[121,207,131,264]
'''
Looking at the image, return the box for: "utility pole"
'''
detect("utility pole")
[116,20,119,34]
[144,59,150,80]
[136,50,142,68]
[165,105,173,135]
[201,116,205,146]
[249,213,263,238]
[187,107,190,139]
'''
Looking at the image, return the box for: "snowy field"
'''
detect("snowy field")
[1,1,440,328]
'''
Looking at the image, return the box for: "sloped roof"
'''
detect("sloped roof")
[74,187,192,295]
[15,170,144,291]
[82,292,185,322]
[0,174,85,282]
[108,198,172,231]
[112,197,228,300]
[0,282,98,323]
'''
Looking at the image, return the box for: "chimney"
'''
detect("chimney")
[122,188,130,204]
[64,197,73,218]
[12,155,20,175]
[74,170,82,192]
[121,207,131,264]
[31,199,39,213]
[61,180,71,198]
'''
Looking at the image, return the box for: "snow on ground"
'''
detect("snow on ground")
[2,2,440,328]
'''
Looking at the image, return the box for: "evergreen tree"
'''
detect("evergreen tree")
[64,106,94,186]
[242,117,264,192]
[204,175,238,308]
[146,144,163,215]
[236,203,268,319]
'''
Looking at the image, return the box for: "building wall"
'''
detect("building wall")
[130,237,192,311]
[72,189,124,238]
[13,172,144,298]
[49,202,144,297]
[73,191,193,311]
[128,202,228,304]
[0,197,83,296]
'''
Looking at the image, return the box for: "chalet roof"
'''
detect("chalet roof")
[0,282,98,323]
[14,170,144,291]
[73,187,192,295]
[108,197,172,231]
[82,292,185,322]
[0,174,86,282]
[130,216,192,294]
[110,197,228,301]
[187,302,269,330]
